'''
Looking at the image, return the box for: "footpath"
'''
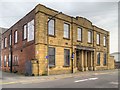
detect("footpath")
[0,69,118,85]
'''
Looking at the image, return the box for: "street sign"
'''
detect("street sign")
[46,56,49,59]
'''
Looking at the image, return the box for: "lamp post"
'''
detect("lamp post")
[47,12,62,76]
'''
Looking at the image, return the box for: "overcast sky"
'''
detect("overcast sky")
[0,0,118,53]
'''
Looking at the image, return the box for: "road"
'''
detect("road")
[1,69,119,88]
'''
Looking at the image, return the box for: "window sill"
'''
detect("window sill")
[63,37,70,40]
[63,65,70,67]
[49,65,56,68]
[77,40,82,42]
[48,35,56,37]
[96,44,100,46]
[87,42,92,44]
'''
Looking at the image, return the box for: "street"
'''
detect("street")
[1,69,119,88]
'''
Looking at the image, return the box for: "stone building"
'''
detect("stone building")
[1,4,115,76]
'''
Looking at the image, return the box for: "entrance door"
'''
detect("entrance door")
[76,50,81,71]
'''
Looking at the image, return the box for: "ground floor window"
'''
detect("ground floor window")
[97,52,100,66]
[14,56,19,66]
[48,47,55,67]
[8,54,11,67]
[4,55,7,67]
[103,53,107,65]
[64,49,70,66]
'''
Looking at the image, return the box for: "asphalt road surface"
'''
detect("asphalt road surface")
[1,69,119,88]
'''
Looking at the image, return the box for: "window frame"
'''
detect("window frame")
[9,34,12,46]
[48,19,55,36]
[77,27,82,42]
[63,23,70,39]
[96,33,100,45]
[97,52,100,66]
[4,55,7,67]
[64,49,70,67]
[14,30,18,44]
[103,36,106,47]
[4,37,7,48]
[103,53,107,66]
[23,24,27,40]
[27,19,35,42]
[48,47,55,67]
[88,30,92,43]
[8,54,11,67]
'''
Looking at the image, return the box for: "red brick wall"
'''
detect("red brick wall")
[1,8,35,74]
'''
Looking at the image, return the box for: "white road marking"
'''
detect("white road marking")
[75,79,88,82]
[88,78,98,80]
[74,77,98,83]
[110,82,119,85]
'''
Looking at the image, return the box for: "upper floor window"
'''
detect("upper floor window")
[27,19,34,42]
[14,30,18,44]
[64,49,70,66]
[9,34,12,46]
[48,47,55,67]
[4,37,7,48]
[103,53,107,65]
[103,36,106,46]
[97,52,100,66]
[23,24,27,40]
[1,40,3,49]
[64,23,70,39]
[88,30,92,43]
[77,27,82,41]
[97,33,100,45]
[48,19,55,36]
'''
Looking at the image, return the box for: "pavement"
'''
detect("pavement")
[0,69,119,88]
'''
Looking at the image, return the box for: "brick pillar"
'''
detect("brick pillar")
[84,51,88,71]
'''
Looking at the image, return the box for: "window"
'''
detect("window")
[4,37,7,48]
[103,36,106,46]
[64,23,70,39]
[23,24,27,40]
[64,49,70,66]
[48,19,55,35]
[97,33,100,45]
[88,31,92,43]
[9,34,12,46]
[103,53,107,65]
[77,28,82,41]
[14,56,18,66]
[4,55,7,67]
[48,47,55,66]
[28,19,34,42]
[14,30,18,44]
[97,52,100,66]
[1,40,3,49]
[8,54,11,67]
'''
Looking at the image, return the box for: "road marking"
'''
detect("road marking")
[75,79,88,82]
[74,77,98,83]
[88,78,98,80]
[110,82,119,85]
